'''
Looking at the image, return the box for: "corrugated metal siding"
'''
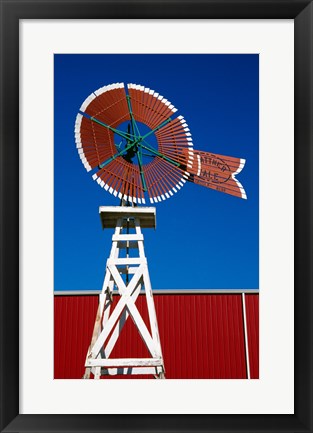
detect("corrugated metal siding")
[156,294,247,379]
[245,294,259,379]
[54,294,257,379]
[54,295,98,379]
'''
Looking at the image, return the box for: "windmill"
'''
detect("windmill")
[75,82,247,379]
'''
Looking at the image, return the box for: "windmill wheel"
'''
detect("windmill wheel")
[75,82,194,204]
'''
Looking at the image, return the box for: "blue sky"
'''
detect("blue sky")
[54,54,259,291]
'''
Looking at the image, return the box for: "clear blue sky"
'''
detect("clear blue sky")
[54,54,259,291]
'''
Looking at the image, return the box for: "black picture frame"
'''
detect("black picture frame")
[1,1,312,432]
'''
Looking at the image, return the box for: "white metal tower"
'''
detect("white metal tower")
[84,206,165,379]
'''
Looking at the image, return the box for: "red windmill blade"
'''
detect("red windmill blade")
[75,82,247,203]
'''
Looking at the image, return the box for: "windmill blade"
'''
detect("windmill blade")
[127,84,178,130]
[185,150,247,199]
[127,85,194,202]
[75,82,130,171]
[144,114,194,202]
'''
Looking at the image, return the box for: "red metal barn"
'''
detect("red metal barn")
[54,290,259,379]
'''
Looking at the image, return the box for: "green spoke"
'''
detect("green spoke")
[89,116,131,141]
[125,118,172,148]
[126,96,141,138]
[141,138,157,152]
[140,117,172,141]
[136,149,147,191]
[140,143,180,167]
[98,141,136,169]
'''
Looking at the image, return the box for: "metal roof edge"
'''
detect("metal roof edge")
[54,289,259,296]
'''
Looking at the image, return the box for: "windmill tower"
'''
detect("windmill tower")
[83,206,165,379]
[75,82,247,379]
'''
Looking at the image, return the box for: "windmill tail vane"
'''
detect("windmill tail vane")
[75,82,247,204]
[181,149,247,199]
